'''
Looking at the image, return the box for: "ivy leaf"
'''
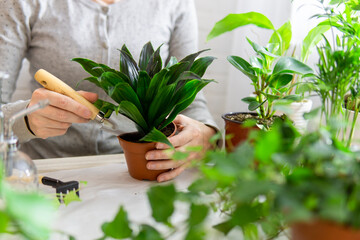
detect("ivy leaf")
[147,184,177,224]
[134,225,163,240]
[101,206,132,239]
[188,204,209,226]
[188,178,218,194]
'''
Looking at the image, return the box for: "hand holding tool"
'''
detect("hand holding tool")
[34,69,122,135]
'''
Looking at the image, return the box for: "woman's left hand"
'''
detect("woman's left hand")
[145,114,216,182]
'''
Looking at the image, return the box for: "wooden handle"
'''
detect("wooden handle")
[34,69,99,120]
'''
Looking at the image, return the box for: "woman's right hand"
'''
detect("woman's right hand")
[27,88,98,138]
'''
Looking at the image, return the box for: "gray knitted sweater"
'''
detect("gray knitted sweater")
[0,0,217,159]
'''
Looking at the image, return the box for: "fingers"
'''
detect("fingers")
[78,90,98,103]
[27,88,97,138]
[156,165,187,182]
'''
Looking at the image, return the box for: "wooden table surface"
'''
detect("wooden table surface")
[34,154,125,173]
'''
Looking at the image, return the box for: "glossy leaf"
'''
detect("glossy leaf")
[147,84,176,126]
[180,49,210,69]
[146,45,162,78]
[164,62,191,85]
[109,82,143,115]
[119,45,139,88]
[273,57,313,75]
[190,56,216,78]
[72,58,104,77]
[139,42,155,70]
[118,101,148,132]
[270,74,293,89]
[207,12,275,41]
[227,56,257,82]
[166,56,178,68]
[161,80,211,129]
[140,127,172,147]
[145,68,169,103]
[136,71,151,107]
[247,38,279,58]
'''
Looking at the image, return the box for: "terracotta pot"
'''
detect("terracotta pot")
[292,220,360,240]
[222,112,259,152]
[117,122,177,181]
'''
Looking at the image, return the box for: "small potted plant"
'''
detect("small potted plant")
[73,42,215,180]
[207,12,314,151]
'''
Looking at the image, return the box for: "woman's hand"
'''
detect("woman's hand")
[145,114,216,182]
[27,88,98,138]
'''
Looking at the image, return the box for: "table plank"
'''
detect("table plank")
[34,154,125,173]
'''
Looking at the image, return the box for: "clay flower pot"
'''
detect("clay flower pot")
[222,112,259,152]
[292,220,360,240]
[117,122,177,181]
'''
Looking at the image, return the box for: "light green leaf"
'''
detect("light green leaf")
[147,184,177,224]
[63,190,81,206]
[301,24,331,61]
[101,206,132,239]
[207,12,275,41]
[273,57,313,75]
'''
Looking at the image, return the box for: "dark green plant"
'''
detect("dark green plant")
[73,42,215,146]
[207,12,314,120]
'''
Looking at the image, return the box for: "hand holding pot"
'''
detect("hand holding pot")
[145,114,216,182]
[27,88,98,138]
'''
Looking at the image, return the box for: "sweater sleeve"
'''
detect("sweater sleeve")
[169,0,218,130]
[0,0,38,142]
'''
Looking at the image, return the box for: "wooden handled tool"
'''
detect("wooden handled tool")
[34,69,100,120]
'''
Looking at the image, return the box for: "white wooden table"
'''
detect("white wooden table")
[34,154,200,240]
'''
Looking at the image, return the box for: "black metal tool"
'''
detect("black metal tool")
[39,176,79,202]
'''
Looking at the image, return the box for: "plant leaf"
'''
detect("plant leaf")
[190,56,216,78]
[139,41,155,70]
[109,82,143,115]
[269,21,292,55]
[302,23,331,61]
[72,58,104,77]
[147,184,177,224]
[273,57,313,75]
[119,45,139,88]
[118,101,148,132]
[146,45,162,78]
[101,206,132,239]
[207,12,275,41]
[140,127,173,147]
[147,84,176,127]
[134,225,164,240]
[227,56,257,81]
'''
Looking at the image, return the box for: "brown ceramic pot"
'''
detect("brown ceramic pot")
[222,112,259,152]
[292,220,360,240]
[117,122,177,181]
